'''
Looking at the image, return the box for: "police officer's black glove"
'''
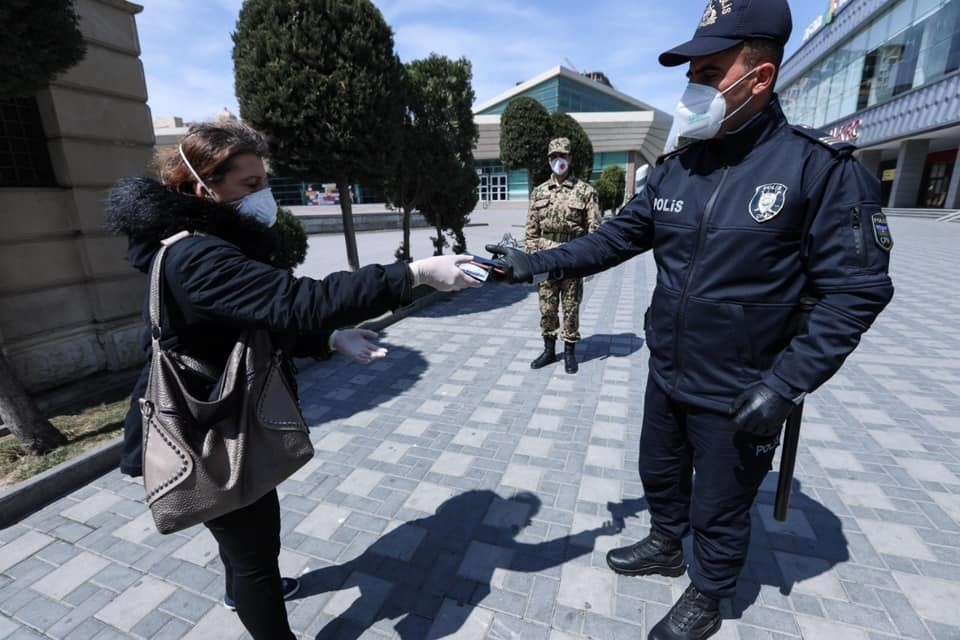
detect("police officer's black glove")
[730,384,794,436]
[485,244,535,283]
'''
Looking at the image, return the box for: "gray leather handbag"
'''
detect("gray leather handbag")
[140,231,314,534]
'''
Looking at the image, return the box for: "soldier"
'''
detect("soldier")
[525,137,601,374]
[489,1,894,638]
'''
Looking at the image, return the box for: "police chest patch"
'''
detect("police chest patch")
[872,212,893,251]
[749,183,788,223]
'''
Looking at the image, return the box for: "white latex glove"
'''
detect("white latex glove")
[408,254,484,291]
[329,329,388,364]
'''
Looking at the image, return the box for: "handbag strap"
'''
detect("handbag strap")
[149,230,199,344]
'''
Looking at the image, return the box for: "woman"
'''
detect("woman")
[106,121,480,639]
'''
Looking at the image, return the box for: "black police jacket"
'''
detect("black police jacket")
[531,98,894,413]
[106,178,414,474]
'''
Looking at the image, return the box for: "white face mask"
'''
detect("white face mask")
[178,144,277,227]
[673,68,758,140]
[550,157,570,176]
[233,187,278,227]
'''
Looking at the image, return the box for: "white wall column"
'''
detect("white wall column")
[857,149,882,178]
[889,139,930,208]
[944,154,960,209]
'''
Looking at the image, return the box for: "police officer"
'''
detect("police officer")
[526,137,601,374]
[487,1,894,638]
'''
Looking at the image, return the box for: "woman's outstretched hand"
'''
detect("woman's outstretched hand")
[330,328,388,364]
[409,255,484,291]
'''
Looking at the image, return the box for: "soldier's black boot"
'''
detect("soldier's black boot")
[648,584,722,640]
[606,529,686,577]
[563,341,578,374]
[530,337,557,369]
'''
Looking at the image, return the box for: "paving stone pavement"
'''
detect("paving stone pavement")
[1,218,959,639]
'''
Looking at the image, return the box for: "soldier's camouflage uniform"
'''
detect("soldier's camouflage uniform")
[525,175,601,342]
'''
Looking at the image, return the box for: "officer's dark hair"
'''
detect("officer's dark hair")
[742,38,784,86]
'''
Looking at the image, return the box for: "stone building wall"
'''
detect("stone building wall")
[0,0,152,392]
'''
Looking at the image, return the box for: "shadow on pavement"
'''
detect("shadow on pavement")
[410,281,535,318]
[575,332,645,365]
[296,490,645,639]
[297,342,428,427]
[727,477,849,618]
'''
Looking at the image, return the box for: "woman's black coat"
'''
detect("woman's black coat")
[106,177,413,476]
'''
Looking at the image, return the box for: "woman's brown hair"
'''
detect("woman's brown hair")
[154,121,269,194]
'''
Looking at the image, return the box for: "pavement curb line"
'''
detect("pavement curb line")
[0,438,123,528]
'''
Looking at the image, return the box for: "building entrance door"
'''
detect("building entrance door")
[920,149,957,208]
[479,172,508,204]
[488,174,508,201]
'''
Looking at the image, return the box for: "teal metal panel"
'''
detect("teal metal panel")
[556,77,641,113]
[509,168,530,200]
[478,78,560,115]
[478,75,642,115]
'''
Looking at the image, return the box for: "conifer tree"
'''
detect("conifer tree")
[233,0,404,271]
[0,0,85,97]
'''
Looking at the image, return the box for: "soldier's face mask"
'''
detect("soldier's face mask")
[550,156,570,176]
[674,67,757,140]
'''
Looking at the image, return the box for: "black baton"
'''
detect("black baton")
[773,294,817,522]
[774,400,803,521]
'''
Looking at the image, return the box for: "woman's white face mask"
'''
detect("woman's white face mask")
[673,67,758,140]
[231,187,278,227]
[177,144,278,227]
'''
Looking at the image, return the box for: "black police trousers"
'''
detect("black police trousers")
[639,376,779,599]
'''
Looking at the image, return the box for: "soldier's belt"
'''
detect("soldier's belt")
[541,231,580,242]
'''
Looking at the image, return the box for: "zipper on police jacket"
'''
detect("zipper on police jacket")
[851,206,866,267]
[672,165,730,394]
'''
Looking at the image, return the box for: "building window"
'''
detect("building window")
[781,0,960,128]
[920,149,956,208]
[477,163,510,201]
[0,96,56,188]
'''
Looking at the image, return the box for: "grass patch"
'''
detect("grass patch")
[0,398,128,490]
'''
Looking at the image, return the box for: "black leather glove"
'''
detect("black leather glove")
[730,383,794,436]
[485,244,535,283]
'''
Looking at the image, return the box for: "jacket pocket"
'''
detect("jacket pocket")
[681,298,753,397]
[849,206,867,267]
[645,287,680,383]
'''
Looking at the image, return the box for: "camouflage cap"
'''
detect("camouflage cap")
[548,137,571,156]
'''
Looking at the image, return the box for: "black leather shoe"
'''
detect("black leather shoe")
[606,530,686,577]
[649,584,721,640]
[531,337,557,369]
[563,341,578,374]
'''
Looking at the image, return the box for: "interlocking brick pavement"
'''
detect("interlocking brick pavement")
[1,218,959,639]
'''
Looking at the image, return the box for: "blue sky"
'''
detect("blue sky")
[138,0,827,123]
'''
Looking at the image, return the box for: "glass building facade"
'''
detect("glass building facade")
[472,67,669,203]
[781,0,960,128]
[476,76,639,116]
[780,0,960,209]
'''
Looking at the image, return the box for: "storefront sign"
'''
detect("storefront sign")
[803,15,824,41]
[829,119,861,142]
[803,0,853,41]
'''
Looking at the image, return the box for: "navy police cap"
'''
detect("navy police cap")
[659,0,793,67]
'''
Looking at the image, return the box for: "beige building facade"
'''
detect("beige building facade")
[472,66,672,203]
[0,0,153,393]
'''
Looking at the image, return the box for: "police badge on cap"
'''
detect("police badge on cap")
[749,183,788,223]
[659,0,793,67]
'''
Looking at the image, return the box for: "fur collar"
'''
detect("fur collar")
[105,177,280,272]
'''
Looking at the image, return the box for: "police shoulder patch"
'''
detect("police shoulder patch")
[791,125,856,155]
[871,212,893,251]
